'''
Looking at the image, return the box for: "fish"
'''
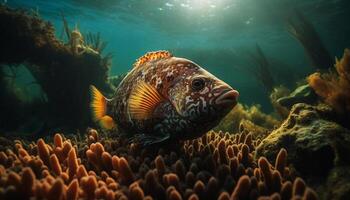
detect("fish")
[90,50,239,146]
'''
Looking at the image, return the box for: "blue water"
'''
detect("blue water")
[6,0,350,111]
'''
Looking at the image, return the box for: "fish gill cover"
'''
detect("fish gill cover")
[0,0,350,199]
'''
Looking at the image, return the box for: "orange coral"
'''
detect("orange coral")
[308,49,350,115]
[0,130,318,200]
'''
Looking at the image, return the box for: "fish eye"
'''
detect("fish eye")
[191,77,205,91]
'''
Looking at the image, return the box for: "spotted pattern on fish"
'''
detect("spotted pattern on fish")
[105,51,238,143]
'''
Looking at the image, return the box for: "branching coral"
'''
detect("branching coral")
[0,129,318,199]
[307,49,350,124]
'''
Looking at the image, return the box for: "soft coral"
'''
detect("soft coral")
[308,49,350,116]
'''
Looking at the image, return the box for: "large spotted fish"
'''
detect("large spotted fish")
[90,50,239,146]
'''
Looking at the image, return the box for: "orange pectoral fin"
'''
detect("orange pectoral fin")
[128,81,164,120]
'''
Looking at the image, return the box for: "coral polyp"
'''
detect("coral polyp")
[0,129,317,200]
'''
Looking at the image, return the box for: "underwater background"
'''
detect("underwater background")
[1,0,350,200]
[5,0,350,111]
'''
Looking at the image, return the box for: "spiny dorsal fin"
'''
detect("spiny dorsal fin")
[128,81,164,120]
[133,50,172,68]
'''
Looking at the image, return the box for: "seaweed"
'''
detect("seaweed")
[85,32,108,53]
[307,49,350,126]
[60,11,71,41]
[287,9,334,70]
[215,103,280,134]
[247,44,275,93]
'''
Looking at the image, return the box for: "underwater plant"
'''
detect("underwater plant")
[215,103,280,134]
[61,13,110,58]
[287,9,333,70]
[247,44,275,93]
[85,32,108,54]
[307,49,350,126]
[61,12,71,42]
[0,129,319,200]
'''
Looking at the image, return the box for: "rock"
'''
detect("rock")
[255,103,350,177]
[326,166,350,200]
[277,84,318,108]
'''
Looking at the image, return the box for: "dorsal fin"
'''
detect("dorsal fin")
[133,50,172,68]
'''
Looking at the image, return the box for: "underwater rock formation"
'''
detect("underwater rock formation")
[277,84,318,109]
[0,65,46,133]
[0,129,318,200]
[215,103,280,134]
[256,103,350,198]
[0,6,113,132]
[0,67,32,131]
[326,166,350,199]
[269,86,291,120]
[308,49,350,127]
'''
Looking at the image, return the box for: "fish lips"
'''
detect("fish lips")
[215,89,239,107]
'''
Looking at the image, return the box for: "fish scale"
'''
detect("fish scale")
[90,50,239,146]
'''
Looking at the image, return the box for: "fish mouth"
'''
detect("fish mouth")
[215,89,239,106]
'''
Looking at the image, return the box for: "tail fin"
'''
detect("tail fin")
[90,85,115,130]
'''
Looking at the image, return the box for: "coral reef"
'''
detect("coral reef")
[256,103,350,199]
[307,49,350,127]
[0,6,114,132]
[215,103,280,134]
[287,9,334,70]
[0,129,318,200]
